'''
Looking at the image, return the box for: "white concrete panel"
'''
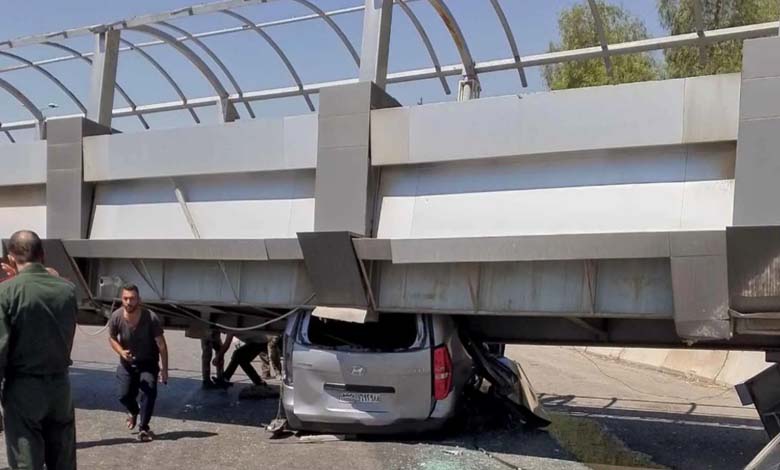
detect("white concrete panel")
[90,203,193,239]
[373,75,739,166]
[683,74,740,143]
[84,114,318,182]
[377,180,734,239]
[0,206,46,239]
[89,170,315,239]
[187,199,315,239]
[370,106,410,165]
[374,79,689,165]
[0,185,47,239]
[0,142,47,186]
[376,196,415,239]
[287,199,316,235]
[284,114,319,169]
[679,180,735,229]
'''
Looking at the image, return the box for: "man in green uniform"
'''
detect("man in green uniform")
[0,230,78,470]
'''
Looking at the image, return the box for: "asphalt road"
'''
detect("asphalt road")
[0,327,768,470]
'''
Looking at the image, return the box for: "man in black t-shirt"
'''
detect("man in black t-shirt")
[108,283,168,442]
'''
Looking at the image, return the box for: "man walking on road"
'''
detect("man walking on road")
[108,284,169,442]
[0,230,78,470]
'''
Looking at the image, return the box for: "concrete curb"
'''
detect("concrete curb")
[583,347,770,386]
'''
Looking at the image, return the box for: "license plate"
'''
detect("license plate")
[338,392,381,403]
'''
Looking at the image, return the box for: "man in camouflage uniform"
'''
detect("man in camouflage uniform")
[0,230,78,470]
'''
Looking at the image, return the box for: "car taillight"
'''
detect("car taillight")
[433,345,452,401]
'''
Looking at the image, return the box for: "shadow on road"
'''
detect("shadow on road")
[541,393,766,469]
[77,431,218,450]
[69,367,279,429]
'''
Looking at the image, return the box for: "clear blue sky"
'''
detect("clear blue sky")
[0,0,666,138]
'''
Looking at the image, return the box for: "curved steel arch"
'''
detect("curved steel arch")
[397,0,450,95]
[586,0,613,77]
[693,0,708,64]
[118,37,201,124]
[488,0,527,88]
[221,10,316,111]
[426,0,476,79]
[291,0,360,65]
[158,21,255,118]
[0,76,44,124]
[129,24,238,121]
[0,50,87,115]
[42,41,151,130]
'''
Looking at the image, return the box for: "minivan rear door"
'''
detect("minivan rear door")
[291,313,433,426]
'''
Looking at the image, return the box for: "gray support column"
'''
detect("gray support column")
[314,82,399,235]
[733,37,780,226]
[671,256,731,341]
[358,0,394,89]
[46,117,111,239]
[87,30,120,127]
[669,232,731,342]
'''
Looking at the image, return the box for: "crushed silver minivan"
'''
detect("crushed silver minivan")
[281,311,472,433]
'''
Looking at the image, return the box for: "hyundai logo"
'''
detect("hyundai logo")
[351,366,366,376]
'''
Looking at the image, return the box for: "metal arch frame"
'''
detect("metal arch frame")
[42,41,151,130]
[117,37,201,124]
[1,5,779,133]
[426,0,477,79]
[291,0,360,66]
[397,0,450,95]
[587,0,614,77]
[158,20,255,118]
[221,10,316,111]
[0,76,44,134]
[0,3,370,75]
[693,0,708,64]
[488,0,527,88]
[0,50,87,115]
[129,24,238,122]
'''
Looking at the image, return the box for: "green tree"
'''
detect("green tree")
[543,0,659,90]
[659,0,780,78]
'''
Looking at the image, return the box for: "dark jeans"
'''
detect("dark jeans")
[116,362,158,432]
[223,342,266,385]
[201,334,224,381]
[3,373,76,470]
